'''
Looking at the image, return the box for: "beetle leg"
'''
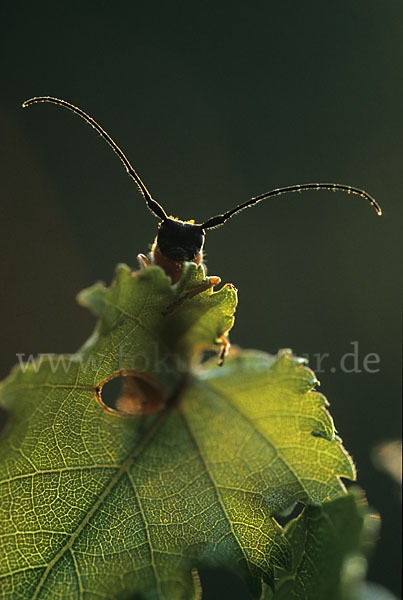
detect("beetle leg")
[162,276,221,316]
[137,253,151,269]
[217,334,230,366]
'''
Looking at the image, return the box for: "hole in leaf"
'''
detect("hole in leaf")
[97,372,165,416]
[199,349,218,364]
[274,501,305,527]
[198,568,252,600]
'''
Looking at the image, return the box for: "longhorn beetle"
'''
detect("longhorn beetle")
[22,97,382,364]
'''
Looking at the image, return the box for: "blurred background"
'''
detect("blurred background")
[0,1,401,597]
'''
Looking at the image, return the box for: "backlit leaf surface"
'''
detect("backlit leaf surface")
[0,264,354,599]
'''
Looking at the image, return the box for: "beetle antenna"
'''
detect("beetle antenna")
[201,183,382,229]
[22,96,168,221]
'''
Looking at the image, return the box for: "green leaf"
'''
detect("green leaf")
[261,492,380,600]
[0,264,354,600]
[76,262,237,393]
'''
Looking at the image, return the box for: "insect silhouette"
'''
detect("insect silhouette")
[22,96,382,363]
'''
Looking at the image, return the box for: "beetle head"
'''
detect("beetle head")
[157,218,205,262]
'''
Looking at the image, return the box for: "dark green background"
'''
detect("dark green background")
[1,1,401,597]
